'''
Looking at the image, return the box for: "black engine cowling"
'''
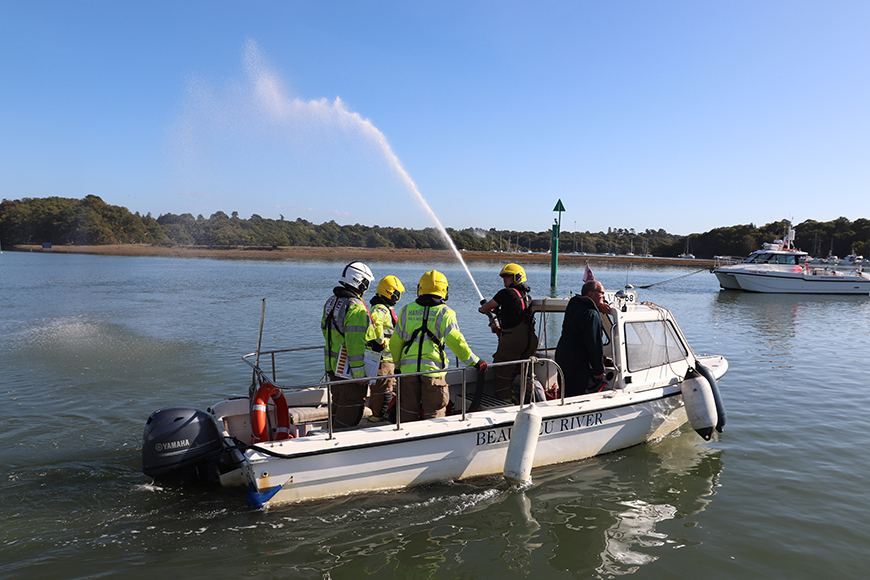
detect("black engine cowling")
[142,407,224,481]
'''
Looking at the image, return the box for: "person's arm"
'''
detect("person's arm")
[442,309,481,367]
[368,307,387,350]
[389,318,405,368]
[478,298,498,314]
[582,310,605,379]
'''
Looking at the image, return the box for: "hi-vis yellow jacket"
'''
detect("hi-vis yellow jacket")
[370,303,397,364]
[390,301,479,378]
[322,289,373,379]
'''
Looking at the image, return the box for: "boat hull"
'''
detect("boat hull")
[215,386,692,506]
[730,270,870,294]
[713,270,742,290]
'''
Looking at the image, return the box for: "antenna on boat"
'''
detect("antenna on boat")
[255,298,266,367]
[250,298,266,397]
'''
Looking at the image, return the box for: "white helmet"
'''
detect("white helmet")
[339,261,374,293]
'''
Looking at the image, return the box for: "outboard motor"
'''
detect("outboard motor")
[142,407,224,483]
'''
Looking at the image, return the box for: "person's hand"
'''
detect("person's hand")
[475,360,488,373]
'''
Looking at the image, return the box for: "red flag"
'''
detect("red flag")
[583,264,594,282]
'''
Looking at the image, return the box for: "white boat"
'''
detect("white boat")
[678,236,695,259]
[142,290,728,508]
[839,251,865,267]
[712,230,870,295]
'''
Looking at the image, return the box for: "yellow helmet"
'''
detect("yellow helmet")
[376,275,405,304]
[499,263,526,284]
[417,270,449,300]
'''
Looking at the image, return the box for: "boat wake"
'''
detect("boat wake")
[269,482,504,528]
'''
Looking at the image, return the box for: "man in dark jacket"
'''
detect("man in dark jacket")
[555,280,609,397]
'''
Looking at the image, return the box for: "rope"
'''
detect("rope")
[637,268,707,289]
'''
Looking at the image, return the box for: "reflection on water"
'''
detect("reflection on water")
[524,429,722,577]
[220,428,722,578]
[712,290,870,367]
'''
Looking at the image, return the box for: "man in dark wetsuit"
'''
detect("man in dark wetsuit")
[555,280,610,397]
[478,263,538,401]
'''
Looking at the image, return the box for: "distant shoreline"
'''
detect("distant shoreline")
[10,244,715,267]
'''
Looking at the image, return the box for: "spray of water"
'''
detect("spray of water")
[342,117,484,301]
[235,40,483,300]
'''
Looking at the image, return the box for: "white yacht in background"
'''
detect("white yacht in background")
[712,228,870,294]
[678,237,695,259]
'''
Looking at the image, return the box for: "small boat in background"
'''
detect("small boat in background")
[678,236,695,259]
[839,250,865,267]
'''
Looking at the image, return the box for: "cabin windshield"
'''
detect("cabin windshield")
[748,252,798,265]
[767,254,797,265]
[625,320,688,372]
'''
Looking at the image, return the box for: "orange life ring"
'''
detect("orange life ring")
[251,382,292,443]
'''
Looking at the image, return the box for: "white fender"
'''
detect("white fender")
[681,374,719,441]
[696,361,726,433]
[504,403,542,486]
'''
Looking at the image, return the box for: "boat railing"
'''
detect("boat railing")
[242,348,564,440]
[244,346,324,385]
[713,255,741,268]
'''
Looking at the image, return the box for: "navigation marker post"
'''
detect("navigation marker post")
[551,199,565,288]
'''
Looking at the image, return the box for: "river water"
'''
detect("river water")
[2,251,868,579]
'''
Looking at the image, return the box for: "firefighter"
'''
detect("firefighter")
[367,275,405,422]
[478,263,538,401]
[322,261,375,429]
[390,270,487,423]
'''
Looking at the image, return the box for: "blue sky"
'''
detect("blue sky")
[2,1,868,236]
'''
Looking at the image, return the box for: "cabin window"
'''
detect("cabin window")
[624,320,688,372]
[536,310,610,352]
[749,254,769,264]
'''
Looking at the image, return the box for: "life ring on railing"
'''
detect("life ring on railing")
[251,382,292,443]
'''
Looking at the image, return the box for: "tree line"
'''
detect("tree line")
[1,195,868,259]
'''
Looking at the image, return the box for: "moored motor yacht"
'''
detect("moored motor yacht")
[712,229,870,294]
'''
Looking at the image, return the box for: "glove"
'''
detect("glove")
[475,360,488,373]
[366,339,385,353]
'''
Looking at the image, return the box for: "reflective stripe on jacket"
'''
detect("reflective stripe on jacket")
[322,291,373,378]
[370,303,397,363]
[389,301,479,378]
